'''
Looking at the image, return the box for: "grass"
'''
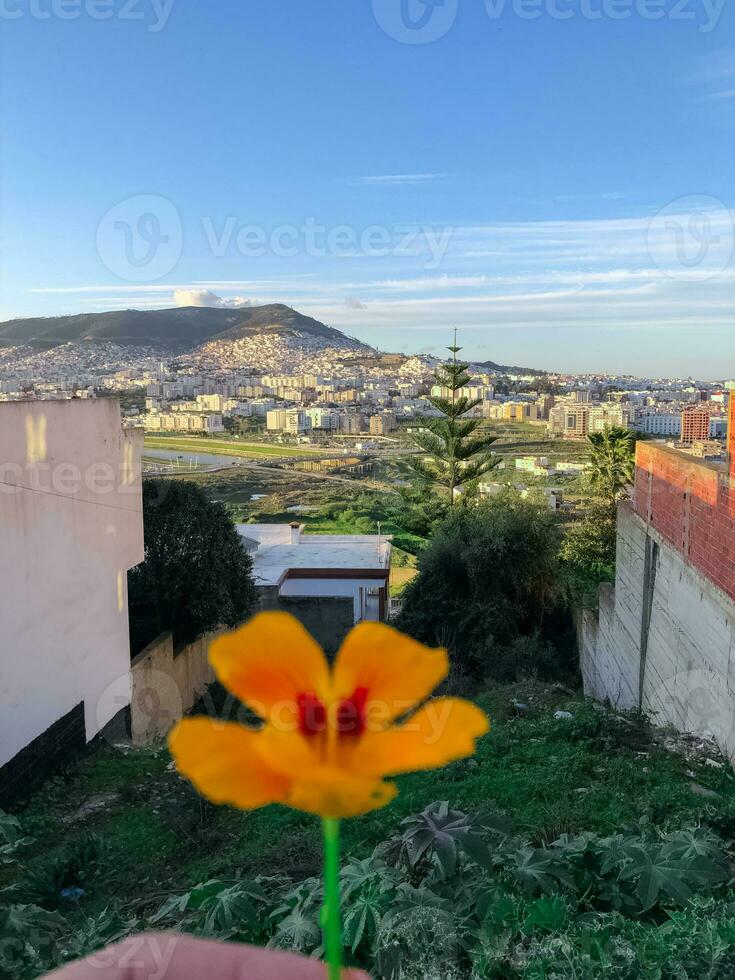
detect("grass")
[9,682,733,917]
[144,435,320,458]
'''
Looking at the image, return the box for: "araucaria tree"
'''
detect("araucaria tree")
[586,425,636,506]
[409,335,499,502]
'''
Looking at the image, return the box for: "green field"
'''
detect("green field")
[144,435,320,458]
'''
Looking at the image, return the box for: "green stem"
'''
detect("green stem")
[322,817,342,980]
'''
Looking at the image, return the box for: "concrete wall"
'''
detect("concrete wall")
[129,630,219,745]
[579,502,735,756]
[0,400,144,772]
[128,594,356,744]
[257,588,355,655]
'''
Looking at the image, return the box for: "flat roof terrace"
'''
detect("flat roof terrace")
[236,524,392,587]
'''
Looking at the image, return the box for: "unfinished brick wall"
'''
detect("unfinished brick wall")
[634,441,735,603]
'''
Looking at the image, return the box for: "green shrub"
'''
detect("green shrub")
[396,495,576,682]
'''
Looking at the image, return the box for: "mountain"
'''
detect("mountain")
[0,304,372,350]
[472,359,545,376]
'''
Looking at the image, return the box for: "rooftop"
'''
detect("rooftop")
[236,523,392,587]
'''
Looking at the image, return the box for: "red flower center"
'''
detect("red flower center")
[297,687,369,738]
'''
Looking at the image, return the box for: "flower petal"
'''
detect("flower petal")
[169,717,290,809]
[333,622,448,721]
[287,767,397,819]
[209,612,330,719]
[347,698,489,776]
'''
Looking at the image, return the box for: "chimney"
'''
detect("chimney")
[289,521,301,545]
[727,381,735,481]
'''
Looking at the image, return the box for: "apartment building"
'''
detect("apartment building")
[369,412,397,435]
[502,401,532,421]
[548,403,631,438]
[534,395,555,419]
[266,408,310,434]
[548,404,588,437]
[195,393,227,412]
[145,412,224,433]
[633,411,682,437]
[306,407,340,430]
[587,405,631,433]
[681,406,711,444]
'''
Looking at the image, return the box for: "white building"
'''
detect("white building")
[0,400,144,803]
[237,523,392,623]
[555,460,589,475]
[145,411,224,433]
[306,407,340,430]
[266,408,310,434]
[515,456,552,477]
[633,411,681,437]
[587,405,632,433]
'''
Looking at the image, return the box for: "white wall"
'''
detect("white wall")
[579,502,735,757]
[0,400,144,766]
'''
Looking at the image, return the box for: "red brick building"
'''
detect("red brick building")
[680,406,711,444]
[634,403,735,603]
[578,386,735,757]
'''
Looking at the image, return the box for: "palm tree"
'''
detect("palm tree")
[586,425,636,505]
[409,333,500,503]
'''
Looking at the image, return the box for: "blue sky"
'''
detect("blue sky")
[1,0,734,376]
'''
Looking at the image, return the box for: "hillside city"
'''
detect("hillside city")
[3,3,735,978]
[4,306,735,980]
[1,321,729,457]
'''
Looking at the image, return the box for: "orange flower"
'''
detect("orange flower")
[169,612,489,819]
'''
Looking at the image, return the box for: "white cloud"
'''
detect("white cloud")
[353,173,448,186]
[690,49,735,112]
[173,288,255,309]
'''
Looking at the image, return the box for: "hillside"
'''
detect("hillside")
[0,304,372,351]
[472,358,544,375]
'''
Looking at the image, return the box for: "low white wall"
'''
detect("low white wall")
[579,502,735,757]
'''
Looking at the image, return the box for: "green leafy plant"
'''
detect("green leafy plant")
[151,877,269,938]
